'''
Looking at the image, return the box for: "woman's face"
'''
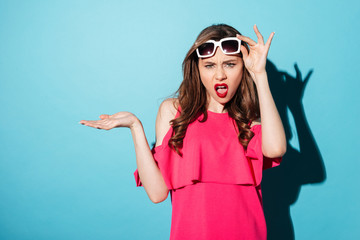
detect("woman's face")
[198,48,244,109]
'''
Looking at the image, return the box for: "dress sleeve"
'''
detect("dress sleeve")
[246,124,282,171]
[134,137,186,190]
[134,121,282,188]
[133,144,170,188]
[133,146,169,188]
[134,169,142,187]
[133,106,182,188]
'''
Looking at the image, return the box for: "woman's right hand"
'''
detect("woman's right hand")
[80,112,140,130]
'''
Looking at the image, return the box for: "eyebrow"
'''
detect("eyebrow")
[201,61,215,64]
[223,59,238,63]
[201,59,238,64]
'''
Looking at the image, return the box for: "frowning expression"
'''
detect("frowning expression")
[198,48,244,107]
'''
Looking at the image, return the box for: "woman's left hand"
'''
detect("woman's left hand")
[237,25,274,82]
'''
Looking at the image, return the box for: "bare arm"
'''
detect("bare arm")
[133,99,177,202]
[130,119,169,203]
[253,72,286,157]
[80,99,177,203]
[238,25,286,158]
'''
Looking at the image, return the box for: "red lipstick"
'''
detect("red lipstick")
[214,83,228,98]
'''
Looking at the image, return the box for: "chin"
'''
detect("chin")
[216,94,235,104]
[214,97,231,106]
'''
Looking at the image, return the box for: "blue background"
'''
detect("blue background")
[1,0,359,239]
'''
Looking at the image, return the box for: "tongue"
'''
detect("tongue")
[217,88,227,94]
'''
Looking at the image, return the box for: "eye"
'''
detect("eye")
[204,64,215,69]
[225,63,236,68]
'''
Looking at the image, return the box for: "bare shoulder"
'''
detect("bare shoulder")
[159,98,179,118]
[250,118,261,128]
[155,98,179,147]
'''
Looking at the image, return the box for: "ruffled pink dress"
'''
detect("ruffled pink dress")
[134,110,281,240]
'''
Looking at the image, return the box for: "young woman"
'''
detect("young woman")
[80,24,286,240]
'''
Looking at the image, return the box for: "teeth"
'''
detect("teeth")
[216,86,227,90]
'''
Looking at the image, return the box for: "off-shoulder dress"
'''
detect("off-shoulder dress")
[134,109,281,240]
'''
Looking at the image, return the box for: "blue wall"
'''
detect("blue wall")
[1,0,359,239]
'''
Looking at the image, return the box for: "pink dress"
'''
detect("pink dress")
[134,110,281,240]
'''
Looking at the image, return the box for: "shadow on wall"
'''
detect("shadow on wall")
[262,60,327,240]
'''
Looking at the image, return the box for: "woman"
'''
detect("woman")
[80,24,286,240]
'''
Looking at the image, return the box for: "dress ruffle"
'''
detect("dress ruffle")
[245,125,282,186]
[134,117,281,190]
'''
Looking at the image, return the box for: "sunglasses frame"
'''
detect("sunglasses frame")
[196,37,242,58]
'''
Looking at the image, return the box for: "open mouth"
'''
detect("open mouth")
[214,83,228,98]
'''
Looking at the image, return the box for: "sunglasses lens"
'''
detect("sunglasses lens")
[198,42,215,57]
[221,40,239,53]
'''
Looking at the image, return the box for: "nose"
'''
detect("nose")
[215,66,226,81]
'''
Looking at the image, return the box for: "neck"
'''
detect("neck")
[207,98,227,113]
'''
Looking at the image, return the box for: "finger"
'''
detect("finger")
[240,45,249,60]
[265,32,275,48]
[100,114,110,120]
[83,122,99,128]
[253,24,264,45]
[80,120,96,125]
[81,120,104,129]
[80,119,105,125]
[237,34,257,46]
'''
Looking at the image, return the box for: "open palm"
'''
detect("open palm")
[80,112,137,130]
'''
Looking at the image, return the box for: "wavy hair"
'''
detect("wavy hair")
[169,24,260,156]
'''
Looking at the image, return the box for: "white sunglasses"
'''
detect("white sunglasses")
[196,37,242,58]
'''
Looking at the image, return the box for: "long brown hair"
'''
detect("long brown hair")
[169,24,260,156]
